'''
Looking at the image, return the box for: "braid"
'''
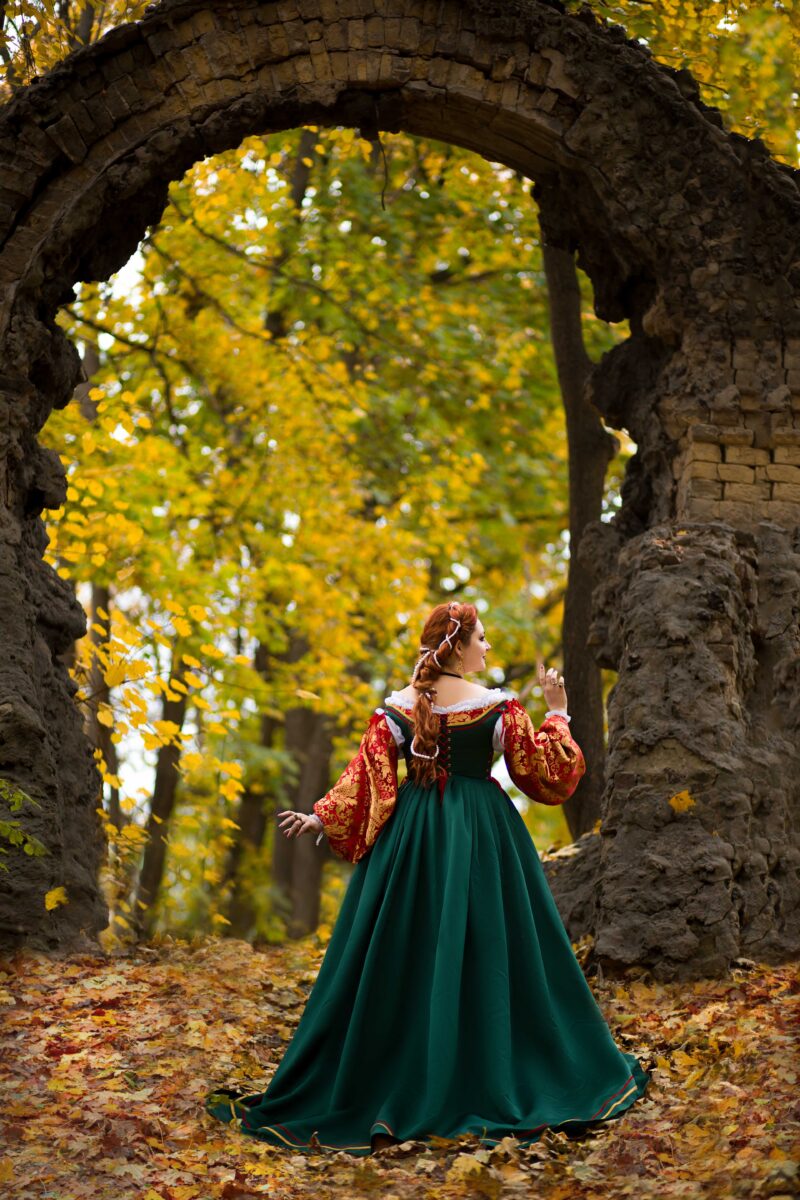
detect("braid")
[408,601,477,789]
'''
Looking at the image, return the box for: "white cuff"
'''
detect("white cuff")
[312,813,325,845]
[544,708,571,722]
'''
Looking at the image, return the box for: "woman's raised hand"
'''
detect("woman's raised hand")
[538,660,568,711]
[277,809,322,840]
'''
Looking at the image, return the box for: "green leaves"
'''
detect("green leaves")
[0,779,47,871]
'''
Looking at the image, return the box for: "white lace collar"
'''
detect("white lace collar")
[383,687,514,714]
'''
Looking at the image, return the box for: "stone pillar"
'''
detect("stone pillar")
[0,332,109,950]
[576,522,800,981]
[544,321,800,980]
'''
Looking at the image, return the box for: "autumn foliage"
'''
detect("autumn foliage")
[0,942,797,1197]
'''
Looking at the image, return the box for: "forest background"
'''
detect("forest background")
[0,0,797,950]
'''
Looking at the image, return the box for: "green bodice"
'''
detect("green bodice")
[383,700,507,782]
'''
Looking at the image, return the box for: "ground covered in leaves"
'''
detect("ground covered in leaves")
[1,935,797,1200]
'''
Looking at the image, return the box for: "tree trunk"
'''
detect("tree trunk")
[270,630,334,939]
[542,241,619,840]
[77,343,121,833]
[133,653,188,937]
[222,646,281,936]
[286,707,335,939]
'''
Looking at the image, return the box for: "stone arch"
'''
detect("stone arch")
[0,0,798,978]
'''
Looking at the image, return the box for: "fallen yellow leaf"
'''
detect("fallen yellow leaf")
[45,886,68,911]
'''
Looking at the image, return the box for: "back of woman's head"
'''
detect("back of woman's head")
[408,600,479,788]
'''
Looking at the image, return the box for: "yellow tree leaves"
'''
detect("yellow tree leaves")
[41,118,619,936]
[0,2,152,95]
[571,1,799,165]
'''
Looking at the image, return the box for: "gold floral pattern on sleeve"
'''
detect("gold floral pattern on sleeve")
[501,697,586,806]
[312,711,399,864]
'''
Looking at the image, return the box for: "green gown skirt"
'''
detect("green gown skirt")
[204,773,650,1154]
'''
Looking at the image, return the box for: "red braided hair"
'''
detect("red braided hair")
[408,600,479,788]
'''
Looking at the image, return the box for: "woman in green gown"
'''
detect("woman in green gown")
[204,600,650,1154]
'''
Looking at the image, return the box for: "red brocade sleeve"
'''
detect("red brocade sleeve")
[501,697,586,806]
[312,710,399,864]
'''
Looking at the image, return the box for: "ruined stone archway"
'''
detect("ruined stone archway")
[0,0,798,979]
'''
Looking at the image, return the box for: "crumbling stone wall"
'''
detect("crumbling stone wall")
[551,519,800,980]
[0,0,797,977]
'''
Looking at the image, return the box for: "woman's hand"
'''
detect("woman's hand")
[277,810,323,840]
[538,660,568,711]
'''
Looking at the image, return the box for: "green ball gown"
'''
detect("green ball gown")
[204,688,650,1155]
